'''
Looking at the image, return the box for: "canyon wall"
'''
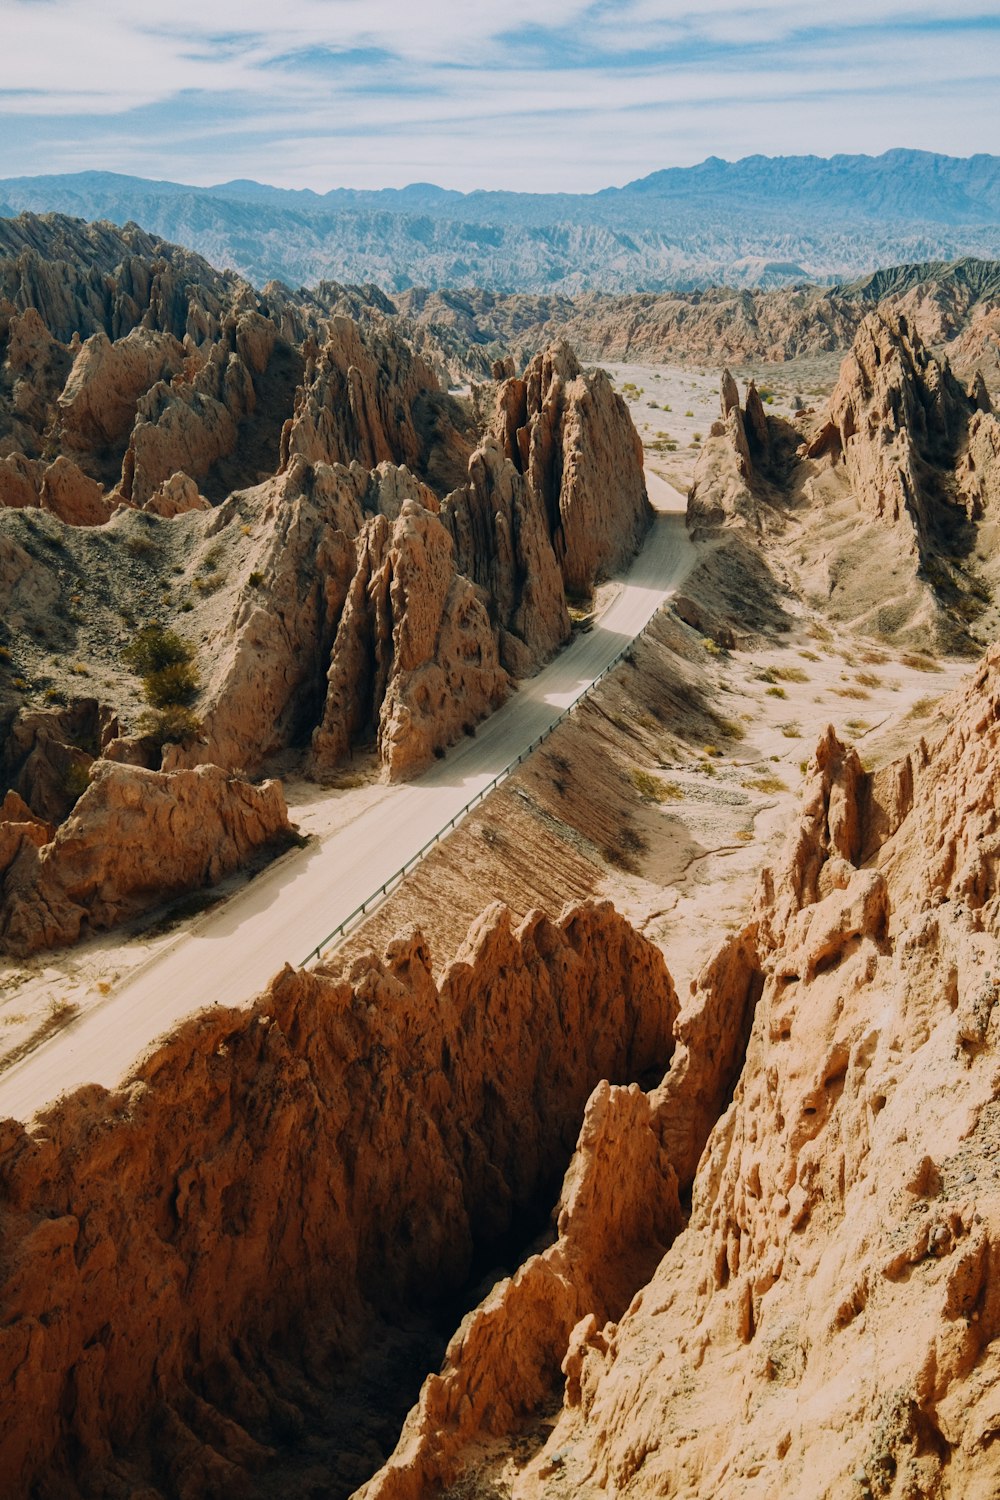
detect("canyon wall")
[362,643,1000,1500]
[0,899,677,1498]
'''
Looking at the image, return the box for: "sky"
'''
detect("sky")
[1,1,998,192]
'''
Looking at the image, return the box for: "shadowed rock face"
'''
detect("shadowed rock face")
[689,320,1000,650]
[0,898,677,1498]
[441,437,571,677]
[359,646,1000,1500]
[0,698,120,824]
[0,760,290,956]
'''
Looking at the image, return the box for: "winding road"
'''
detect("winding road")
[0,471,694,1121]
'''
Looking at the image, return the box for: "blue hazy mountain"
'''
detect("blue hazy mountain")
[1,151,998,294]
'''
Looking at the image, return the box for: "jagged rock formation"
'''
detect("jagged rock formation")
[489,341,650,594]
[0,216,656,938]
[0,221,652,791]
[56,327,188,454]
[441,437,570,676]
[141,470,211,517]
[279,314,444,475]
[688,370,787,539]
[311,498,508,780]
[364,643,1000,1500]
[806,310,1000,554]
[0,759,290,956]
[0,698,120,824]
[689,318,1000,648]
[0,899,676,1496]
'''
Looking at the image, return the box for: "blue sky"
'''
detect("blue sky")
[1,2,998,191]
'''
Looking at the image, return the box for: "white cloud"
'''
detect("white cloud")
[0,0,997,187]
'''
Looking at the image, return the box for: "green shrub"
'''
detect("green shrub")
[144,661,199,708]
[123,624,192,676]
[137,705,202,747]
[123,624,198,708]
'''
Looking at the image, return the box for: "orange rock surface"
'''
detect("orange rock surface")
[0,760,290,955]
[0,899,676,1496]
[368,643,1000,1500]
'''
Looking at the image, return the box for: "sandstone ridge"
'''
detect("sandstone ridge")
[361,642,1000,1499]
[0,898,676,1497]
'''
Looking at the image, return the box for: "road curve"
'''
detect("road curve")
[0,473,695,1120]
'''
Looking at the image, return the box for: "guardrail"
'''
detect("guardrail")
[300,609,660,967]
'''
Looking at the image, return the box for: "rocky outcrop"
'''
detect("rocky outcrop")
[489,340,651,595]
[806,310,1000,550]
[0,451,112,524]
[688,372,783,536]
[39,454,113,525]
[279,314,442,476]
[55,326,188,454]
[358,1078,683,1500]
[141,469,211,517]
[441,437,570,675]
[0,898,677,1496]
[117,323,265,507]
[0,698,120,823]
[158,461,367,773]
[0,759,290,955]
[366,645,1000,1500]
[0,790,53,887]
[311,497,509,779]
[0,213,244,347]
[0,303,72,458]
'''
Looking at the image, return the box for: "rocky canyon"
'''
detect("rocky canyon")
[0,197,999,1500]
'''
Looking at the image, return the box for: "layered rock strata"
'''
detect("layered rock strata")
[0,899,677,1496]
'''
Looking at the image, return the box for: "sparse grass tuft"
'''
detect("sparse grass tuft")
[631,767,680,802]
[744,772,787,794]
[901,652,942,673]
[780,722,802,739]
[766,685,787,699]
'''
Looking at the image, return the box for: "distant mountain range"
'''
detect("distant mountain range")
[2,151,1000,295]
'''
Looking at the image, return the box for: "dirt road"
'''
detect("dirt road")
[0,473,694,1119]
